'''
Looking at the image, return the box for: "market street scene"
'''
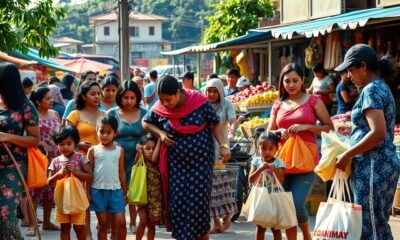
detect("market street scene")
[1,0,400,240]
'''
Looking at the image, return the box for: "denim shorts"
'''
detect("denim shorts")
[90,188,125,213]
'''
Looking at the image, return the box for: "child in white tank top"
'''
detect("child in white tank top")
[88,115,127,240]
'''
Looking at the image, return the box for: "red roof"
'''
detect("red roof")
[89,12,169,24]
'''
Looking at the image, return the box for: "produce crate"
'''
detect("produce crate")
[238,104,273,113]
[240,122,269,138]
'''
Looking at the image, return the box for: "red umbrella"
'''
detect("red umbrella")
[57,58,113,73]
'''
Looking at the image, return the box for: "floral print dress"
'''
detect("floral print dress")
[0,100,38,240]
[30,113,60,203]
[350,80,400,239]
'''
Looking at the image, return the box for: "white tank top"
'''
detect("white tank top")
[91,145,122,190]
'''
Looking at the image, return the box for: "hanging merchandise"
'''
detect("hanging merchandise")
[214,53,222,75]
[376,32,384,57]
[236,50,251,79]
[354,31,363,44]
[324,33,343,70]
[221,52,232,69]
[247,49,258,80]
[305,38,321,69]
[317,35,325,64]
[367,33,374,48]
[280,46,290,69]
[323,33,334,70]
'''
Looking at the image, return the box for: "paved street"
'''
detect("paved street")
[23,208,400,239]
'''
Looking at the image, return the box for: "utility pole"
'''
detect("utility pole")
[119,0,130,81]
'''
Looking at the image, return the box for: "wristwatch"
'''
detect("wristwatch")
[220,143,229,149]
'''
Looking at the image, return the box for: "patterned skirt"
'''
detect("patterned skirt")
[146,166,164,226]
[210,171,238,219]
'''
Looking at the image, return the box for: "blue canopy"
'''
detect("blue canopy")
[161,5,400,55]
[12,48,72,72]
[253,5,400,39]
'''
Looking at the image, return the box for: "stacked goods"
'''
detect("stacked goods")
[239,90,279,107]
[227,82,274,104]
[240,117,270,138]
[331,111,352,131]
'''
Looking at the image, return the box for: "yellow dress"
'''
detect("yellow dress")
[67,110,104,146]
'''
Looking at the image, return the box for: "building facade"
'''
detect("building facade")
[90,12,170,67]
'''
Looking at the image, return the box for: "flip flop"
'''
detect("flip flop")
[20,221,29,227]
[42,222,60,231]
[130,224,137,234]
[221,221,231,232]
[209,227,222,234]
[25,227,36,237]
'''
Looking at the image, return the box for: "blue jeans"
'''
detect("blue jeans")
[283,172,316,224]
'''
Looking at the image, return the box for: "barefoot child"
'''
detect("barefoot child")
[48,125,93,240]
[88,115,127,240]
[136,134,164,240]
[248,131,286,240]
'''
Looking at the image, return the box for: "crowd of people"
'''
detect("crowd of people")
[0,44,399,240]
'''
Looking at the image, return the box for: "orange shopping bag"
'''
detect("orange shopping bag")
[277,135,318,174]
[54,174,89,214]
[27,148,48,188]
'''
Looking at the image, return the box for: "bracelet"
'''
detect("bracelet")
[219,143,229,149]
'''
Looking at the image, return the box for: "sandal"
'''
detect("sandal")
[42,222,60,231]
[221,221,231,232]
[20,221,29,227]
[25,227,36,237]
[130,224,137,234]
[209,227,222,234]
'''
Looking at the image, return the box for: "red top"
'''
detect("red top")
[272,94,319,145]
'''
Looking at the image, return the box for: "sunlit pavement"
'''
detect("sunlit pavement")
[23,207,400,239]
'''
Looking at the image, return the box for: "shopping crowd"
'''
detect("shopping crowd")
[0,44,399,240]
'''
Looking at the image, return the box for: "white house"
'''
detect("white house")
[89,12,170,66]
[52,37,83,54]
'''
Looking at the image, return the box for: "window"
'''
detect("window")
[130,26,139,37]
[149,26,155,36]
[104,26,110,36]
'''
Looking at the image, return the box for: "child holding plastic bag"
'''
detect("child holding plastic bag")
[135,134,164,240]
[249,131,288,240]
[48,125,93,240]
[87,115,127,240]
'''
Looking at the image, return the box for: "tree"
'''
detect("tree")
[0,0,65,57]
[202,0,274,44]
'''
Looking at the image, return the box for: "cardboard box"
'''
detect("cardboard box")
[240,123,269,139]
[306,176,327,216]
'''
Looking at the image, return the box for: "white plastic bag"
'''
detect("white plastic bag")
[245,173,277,228]
[313,171,362,240]
[269,173,297,229]
[315,131,351,182]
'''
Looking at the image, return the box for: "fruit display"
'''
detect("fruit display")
[240,116,270,138]
[227,82,274,103]
[239,90,279,107]
[241,116,270,129]
[394,124,400,144]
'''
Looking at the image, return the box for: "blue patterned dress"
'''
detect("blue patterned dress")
[350,79,400,240]
[143,102,219,240]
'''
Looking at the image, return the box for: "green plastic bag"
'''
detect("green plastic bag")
[128,155,147,205]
